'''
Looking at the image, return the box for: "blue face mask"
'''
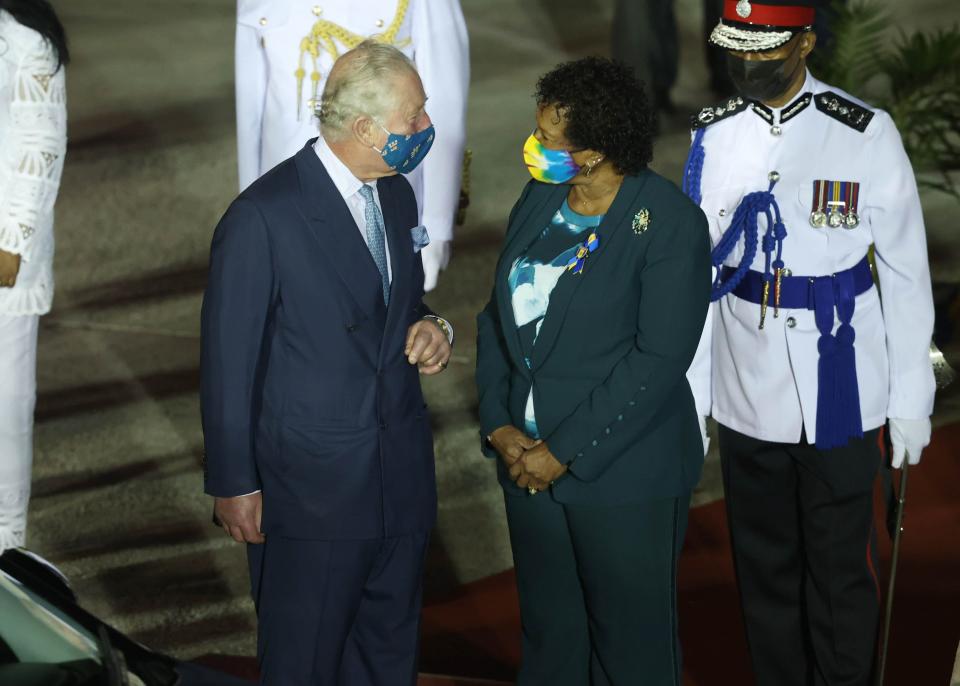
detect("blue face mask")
[375,123,435,174]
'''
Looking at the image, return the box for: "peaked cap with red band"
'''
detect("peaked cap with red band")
[710,0,824,53]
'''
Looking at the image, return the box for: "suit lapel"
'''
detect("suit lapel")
[378,177,414,362]
[530,173,649,370]
[294,143,385,323]
[495,183,568,374]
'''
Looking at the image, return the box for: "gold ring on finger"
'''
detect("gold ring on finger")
[527,486,537,496]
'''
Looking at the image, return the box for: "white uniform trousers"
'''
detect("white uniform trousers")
[0,313,38,552]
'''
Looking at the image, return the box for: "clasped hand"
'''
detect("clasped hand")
[489,425,567,491]
[405,319,452,375]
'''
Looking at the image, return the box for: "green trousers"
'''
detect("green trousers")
[504,491,691,686]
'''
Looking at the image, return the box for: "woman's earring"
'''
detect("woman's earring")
[585,161,596,177]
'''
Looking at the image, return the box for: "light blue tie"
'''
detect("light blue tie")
[357,184,390,305]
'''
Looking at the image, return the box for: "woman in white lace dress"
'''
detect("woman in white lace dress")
[0,0,67,552]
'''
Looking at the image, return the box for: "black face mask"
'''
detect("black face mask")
[726,41,802,103]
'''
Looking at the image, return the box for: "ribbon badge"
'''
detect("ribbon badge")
[632,208,651,235]
[566,231,600,275]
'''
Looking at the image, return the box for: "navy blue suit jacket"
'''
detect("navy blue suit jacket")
[201,140,437,540]
[476,172,711,504]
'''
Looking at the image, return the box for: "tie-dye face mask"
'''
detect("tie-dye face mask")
[523,132,582,184]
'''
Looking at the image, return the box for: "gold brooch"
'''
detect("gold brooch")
[632,209,650,235]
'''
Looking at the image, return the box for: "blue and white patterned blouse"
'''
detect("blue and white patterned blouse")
[508,199,605,437]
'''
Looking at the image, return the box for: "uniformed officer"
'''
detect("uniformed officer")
[684,1,936,684]
[235,0,469,290]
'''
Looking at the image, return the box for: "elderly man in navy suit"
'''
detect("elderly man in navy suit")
[200,41,453,686]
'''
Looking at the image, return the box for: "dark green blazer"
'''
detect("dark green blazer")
[475,171,711,504]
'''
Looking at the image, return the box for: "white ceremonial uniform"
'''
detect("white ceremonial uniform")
[235,0,469,290]
[687,70,935,445]
[0,10,67,552]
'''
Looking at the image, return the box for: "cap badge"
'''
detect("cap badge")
[736,0,752,18]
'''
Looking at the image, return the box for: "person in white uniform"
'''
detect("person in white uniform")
[235,0,469,290]
[684,1,935,684]
[0,0,68,553]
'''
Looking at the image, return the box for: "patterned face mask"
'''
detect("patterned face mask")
[523,132,582,184]
[375,122,435,174]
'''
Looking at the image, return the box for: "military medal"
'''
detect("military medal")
[828,205,845,228]
[843,181,861,229]
[810,180,828,227]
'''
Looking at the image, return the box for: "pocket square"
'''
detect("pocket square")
[411,224,430,253]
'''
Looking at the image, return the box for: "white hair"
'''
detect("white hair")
[318,40,418,140]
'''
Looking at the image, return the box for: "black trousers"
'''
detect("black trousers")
[505,492,690,686]
[247,533,429,686]
[719,425,883,686]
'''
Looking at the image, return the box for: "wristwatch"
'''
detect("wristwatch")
[423,315,454,346]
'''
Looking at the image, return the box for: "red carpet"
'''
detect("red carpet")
[419,422,960,685]
[201,422,960,684]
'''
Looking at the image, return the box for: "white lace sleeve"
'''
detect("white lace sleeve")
[0,37,66,263]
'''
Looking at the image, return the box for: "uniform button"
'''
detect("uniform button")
[771,125,783,136]
[259,16,268,26]
[786,317,797,328]
[782,268,793,278]
[376,19,385,27]
[312,5,322,15]
[768,171,780,182]
[718,208,726,217]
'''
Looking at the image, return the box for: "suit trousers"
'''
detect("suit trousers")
[248,532,430,686]
[0,314,38,552]
[504,490,690,686]
[718,425,883,686]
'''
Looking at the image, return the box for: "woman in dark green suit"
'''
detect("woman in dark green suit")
[475,58,711,684]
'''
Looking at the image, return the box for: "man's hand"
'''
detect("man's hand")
[405,318,452,375]
[889,417,931,469]
[214,492,265,544]
[511,441,567,491]
[0,249,21,288]
[488,425,539,468]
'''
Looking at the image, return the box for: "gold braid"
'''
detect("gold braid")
[295,0,411,120]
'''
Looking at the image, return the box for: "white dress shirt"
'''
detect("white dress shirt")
[686,70,935,445]
[314,135,392,282]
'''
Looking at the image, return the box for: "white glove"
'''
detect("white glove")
[698,415,710,456]
[889,417,931,469]
[420,239,451,292]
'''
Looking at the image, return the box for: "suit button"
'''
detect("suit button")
[782,268,792,278]
[605,428,611,435]
[591,440,598,447]
[786,317,797,328]
[259,16,268,26]
[617,414,623,421]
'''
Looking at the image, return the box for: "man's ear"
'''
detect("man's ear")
[352,116,378,148]
[799,30,817,59]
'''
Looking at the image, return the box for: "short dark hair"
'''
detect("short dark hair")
[535,57,655,176]
[0,0,70,69]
